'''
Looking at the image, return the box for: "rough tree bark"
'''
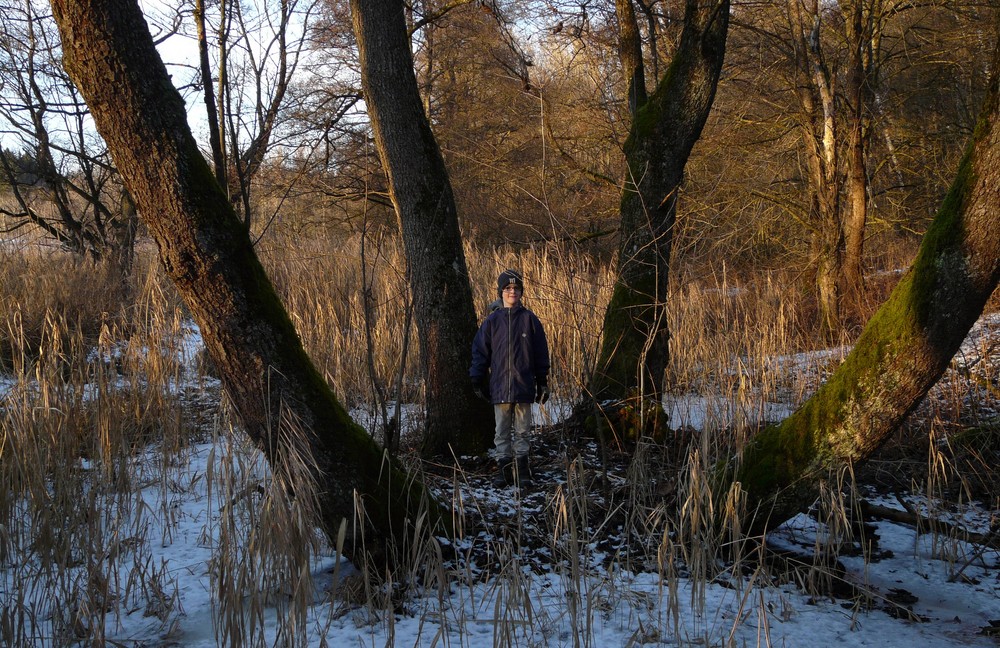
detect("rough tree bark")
[587,0,729,414]
[351,0,492,457]
[735,38,1000,531]
[49,0,447,569]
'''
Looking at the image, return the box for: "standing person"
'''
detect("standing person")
[470,269,550,488]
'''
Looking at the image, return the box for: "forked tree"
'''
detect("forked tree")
[585,0,730,428]
[779,0,885,330]
[48,0,447,569]
[735,36,1000,531]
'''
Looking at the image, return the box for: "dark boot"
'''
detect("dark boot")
[492,457,513,487]
[514,455,532,489]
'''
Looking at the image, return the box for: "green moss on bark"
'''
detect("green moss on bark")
[591,274,662,400]
[736,272,920,502]
[733,132,986,529]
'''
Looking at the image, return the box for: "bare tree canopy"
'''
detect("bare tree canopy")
[0,0,136,265]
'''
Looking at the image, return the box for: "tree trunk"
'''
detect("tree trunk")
[789,0,843,333]
[351,0,492,457]
[842,0,876,304]
[615,0,647,116]
[49,0,447,569]
[842,0,892,305]
[111,189,138,280]
[813,217,845,336]
[194,0,226,187]
[843,129,867,299]
[735,39,1000,531]
[588,0,729,409]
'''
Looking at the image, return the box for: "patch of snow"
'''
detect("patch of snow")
[0,375,15,399]
[664,393,795,431]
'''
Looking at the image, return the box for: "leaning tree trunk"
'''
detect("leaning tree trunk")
[588,0,729,413]
[351,0,492,457]
[49,0,447,569]
[735,39,1000,531]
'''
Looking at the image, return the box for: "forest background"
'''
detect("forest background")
[2,0,998,561]
[3,0,993,308]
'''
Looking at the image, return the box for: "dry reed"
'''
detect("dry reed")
[0,225,986,647]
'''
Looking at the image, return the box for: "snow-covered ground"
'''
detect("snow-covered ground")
[8,436,999,647]
[2,321,999,646]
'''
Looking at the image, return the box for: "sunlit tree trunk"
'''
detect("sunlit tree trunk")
[736,39,1000,531]
[788,0,843,333]
[49,0,447,569]
[842,0,882,303]
[350,0,492,457]
[843,42,868,301]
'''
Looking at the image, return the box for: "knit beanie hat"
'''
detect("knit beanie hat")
[497,269,524,296]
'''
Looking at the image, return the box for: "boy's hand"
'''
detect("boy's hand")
[534,378,549,405]
[472,377,490,402]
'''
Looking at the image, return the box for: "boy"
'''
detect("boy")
[470,269,550,488]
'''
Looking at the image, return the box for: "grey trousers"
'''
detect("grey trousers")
[493,402,531,460]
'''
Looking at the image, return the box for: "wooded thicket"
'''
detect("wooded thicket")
[4,0,992,280]
[3,0,998,564]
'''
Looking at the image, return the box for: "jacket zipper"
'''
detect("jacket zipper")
[506,307,512,401]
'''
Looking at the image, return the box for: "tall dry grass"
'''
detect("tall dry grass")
[256,228,615,441]
[1,225,989,646]
[0,243,345,647]
[0,247,198,646]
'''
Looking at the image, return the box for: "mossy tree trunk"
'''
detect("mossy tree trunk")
[588,0,729,412]
[350,0,492,458]
[49,0,448,569]
[736,39,1000,530]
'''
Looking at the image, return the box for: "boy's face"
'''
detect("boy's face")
[502,285,523,308]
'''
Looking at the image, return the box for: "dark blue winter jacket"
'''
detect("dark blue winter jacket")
[470,305,550,404]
